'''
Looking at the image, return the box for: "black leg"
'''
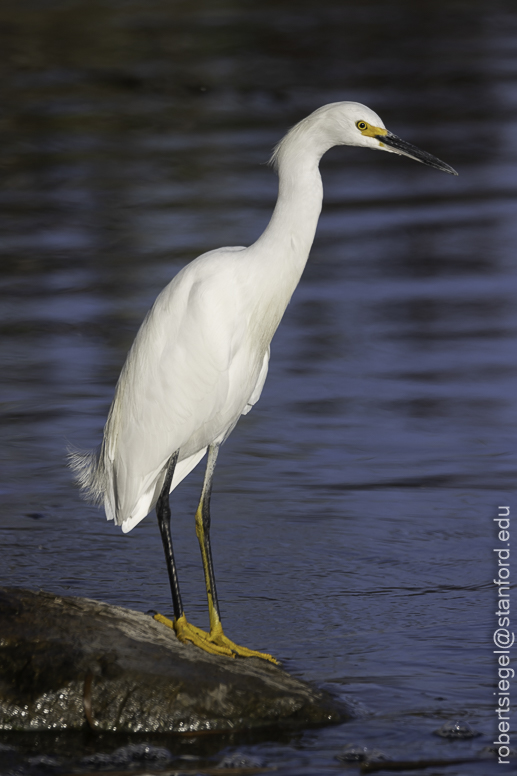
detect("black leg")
[156,450,183,621]
[154,445,278,663]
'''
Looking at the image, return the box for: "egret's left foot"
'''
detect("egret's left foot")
[208,620,279,664]
[154,612,233,657]
[153,613,279,664]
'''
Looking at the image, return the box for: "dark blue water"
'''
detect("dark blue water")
[0,1,516,773]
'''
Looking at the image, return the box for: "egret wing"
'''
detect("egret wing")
[101,249,267,527]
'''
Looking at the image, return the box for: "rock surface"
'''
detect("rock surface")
[0,587,347,733]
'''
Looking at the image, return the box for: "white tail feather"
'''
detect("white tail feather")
[67,446,108,509]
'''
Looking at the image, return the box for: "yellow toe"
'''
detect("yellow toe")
[153,613,278,664]
[154,612,234,656]
[154,612,174,628]
[209,621,280,665]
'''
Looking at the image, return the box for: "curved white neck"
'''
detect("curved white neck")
[251,124,331,286]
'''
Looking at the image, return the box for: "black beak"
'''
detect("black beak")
[376,131,458,176]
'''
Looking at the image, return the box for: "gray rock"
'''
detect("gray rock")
[0,587,347,733]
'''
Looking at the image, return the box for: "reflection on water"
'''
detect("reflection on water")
[0,0,516,773]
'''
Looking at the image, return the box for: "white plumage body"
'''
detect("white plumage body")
[101,246,276,532]
[70,101,456,538]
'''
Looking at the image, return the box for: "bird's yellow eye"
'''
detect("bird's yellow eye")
[356,121,368,131]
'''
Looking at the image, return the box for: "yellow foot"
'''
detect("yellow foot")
[154,612,233,657]
[209,620,279,665]
[153,613,279,664]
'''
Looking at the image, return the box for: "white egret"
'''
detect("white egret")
[70,102,457,664]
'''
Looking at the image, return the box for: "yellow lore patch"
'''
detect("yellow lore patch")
[356,120,388,139]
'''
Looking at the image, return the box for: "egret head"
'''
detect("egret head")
[323,102,458,175]
[271,101,457,176]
